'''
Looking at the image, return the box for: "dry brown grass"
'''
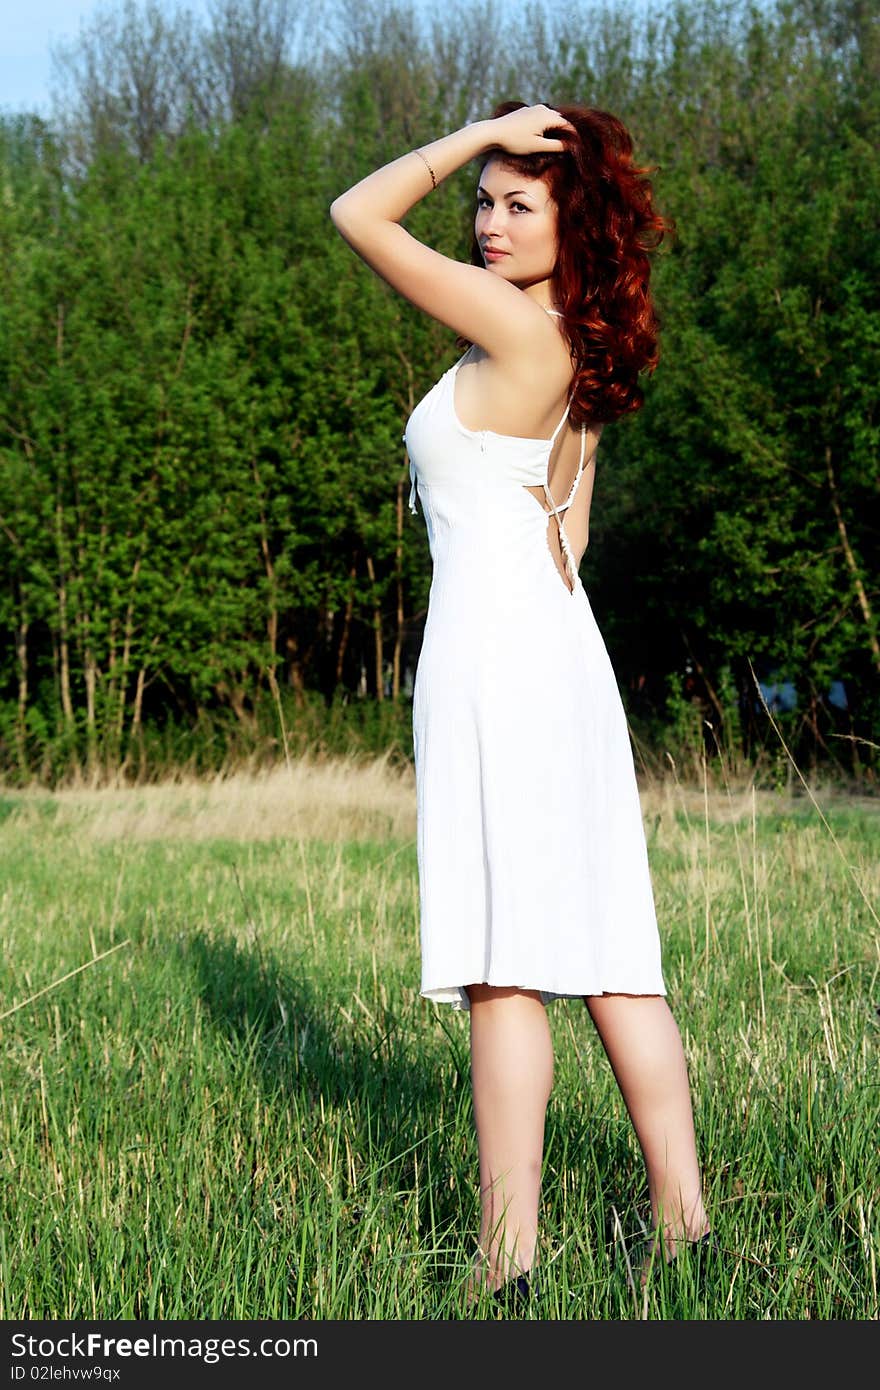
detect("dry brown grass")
[5,750,876,845]
[17,750,417,843]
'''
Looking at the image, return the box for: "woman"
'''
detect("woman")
[330,101,711,1306]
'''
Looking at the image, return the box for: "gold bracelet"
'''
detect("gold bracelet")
[414,149,437,190]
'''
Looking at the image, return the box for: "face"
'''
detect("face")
[475,157,558,289]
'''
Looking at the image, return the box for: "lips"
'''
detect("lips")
[482,247,509,261]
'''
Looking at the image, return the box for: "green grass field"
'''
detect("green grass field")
[1,758,878,1320]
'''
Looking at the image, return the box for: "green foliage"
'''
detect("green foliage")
[0,0,877,784]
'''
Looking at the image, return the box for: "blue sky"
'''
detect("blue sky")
[1,1,219,116]
[2,0,662,119]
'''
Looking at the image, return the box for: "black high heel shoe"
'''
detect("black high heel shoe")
[492,1270,535,1309]
[639,1229,716,1285]
[680,1230,716,1257]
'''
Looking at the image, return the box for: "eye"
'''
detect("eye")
[476,195,492,209]
[511,202,531,213]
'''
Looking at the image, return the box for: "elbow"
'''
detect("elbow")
[330,192,362,242]
[330,205,360,250]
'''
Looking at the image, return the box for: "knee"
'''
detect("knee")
[466,983,546,1007]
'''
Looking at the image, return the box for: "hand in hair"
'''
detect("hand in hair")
[487,104,575,156]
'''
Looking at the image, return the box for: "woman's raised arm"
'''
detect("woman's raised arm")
[329,106,573,359]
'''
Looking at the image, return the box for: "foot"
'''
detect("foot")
[465,1247,534,1307]
[639,1227,715,1287]
[491,1271,535,1315]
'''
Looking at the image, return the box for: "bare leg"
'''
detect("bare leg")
[585,993,710,1257]
[465,984,553,1296]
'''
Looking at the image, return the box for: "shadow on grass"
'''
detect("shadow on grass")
[180,931,728,1317]
[183,929,448,1117]
[182,927,480,1313]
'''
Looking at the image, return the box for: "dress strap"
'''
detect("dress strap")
[406,438,419,514]
[543,424,587,515]
[541,307,572,443]
[541,423,588,592]
[548,399,572,445]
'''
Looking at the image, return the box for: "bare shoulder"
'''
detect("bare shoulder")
[481,307,576,395]
[455,316,579,437]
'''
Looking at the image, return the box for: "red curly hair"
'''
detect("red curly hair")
[472,102,673,425]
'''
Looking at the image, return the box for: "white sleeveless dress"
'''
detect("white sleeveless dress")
[404,331,666,1011]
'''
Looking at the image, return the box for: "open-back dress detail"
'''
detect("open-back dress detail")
[404,321,666,1011]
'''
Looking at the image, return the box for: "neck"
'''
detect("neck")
[521,279,559,314]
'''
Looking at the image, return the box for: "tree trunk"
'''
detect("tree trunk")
[826,445,880,677]
[680,629,725,737]
[335,558,357,687]
[105,614,119,772]
[116,554,142,747]
[391,350,417,704]
[216,679,251,726]
[15,605,29,780]
[120,636,158,780]
[253,455,278,699]
[285,634,307,709]
[392,478,404,700]
[55,503,75,735]
[121,665,148,782]
[83,633,98,779]
[131,667,146,738]
[365,552,384,701]
[57,585,75,731]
